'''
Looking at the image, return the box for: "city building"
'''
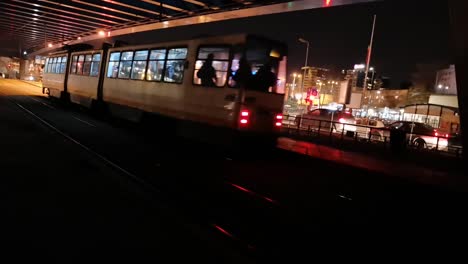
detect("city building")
[435,64,457,95]
[300,66,329,89]
[0,57,20,79]
[346,64,377,92]
[20,55,46,81]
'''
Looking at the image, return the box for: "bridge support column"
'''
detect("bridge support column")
[449,1,468,160]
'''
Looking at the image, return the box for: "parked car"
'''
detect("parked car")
[356,118,386,140]
[294,109,356,132]
[447,131,462,154]
[374,121,449,150]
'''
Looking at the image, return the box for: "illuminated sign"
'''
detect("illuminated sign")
[354,64,365,70]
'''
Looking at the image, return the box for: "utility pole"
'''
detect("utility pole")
[298,37,310,113]
[363,15,377,110]
[449,0,468,160]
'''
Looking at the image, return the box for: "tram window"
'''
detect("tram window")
[76,55,85,75]
[118,51,133,79]
[109,52,121,61]
[50,57,56,73]
[147,49,166,81]
[164,48,187,83]
[82,54,92,75]
[167,48,187,59]
[44,58,49,73]
[54,57,60,73]
[60,56,67,74]
[71,55,78,74]
[46,58,52,73]
[131,50,148,80]
[107,52,121,78]
[55,57,62,74]
[90,54,101,77]
[193,46,229,87]
[48,58,53,73]
[228,53,242,88]
[49,57,56,73]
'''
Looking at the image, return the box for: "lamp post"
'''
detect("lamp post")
[298,37,310,113]
[330,81,337,103]
[369,67,375,90]
[291,73,297,98]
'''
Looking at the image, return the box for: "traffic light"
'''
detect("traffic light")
[311,89,318,97]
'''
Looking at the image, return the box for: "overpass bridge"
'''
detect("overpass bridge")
[0,0,377,55]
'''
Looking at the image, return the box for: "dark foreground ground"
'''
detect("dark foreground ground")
[1,79,467,263]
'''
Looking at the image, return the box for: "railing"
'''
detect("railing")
[281,114,463,158]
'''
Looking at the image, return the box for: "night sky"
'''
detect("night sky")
[109,0,450,87]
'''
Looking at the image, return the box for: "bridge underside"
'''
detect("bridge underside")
[0,0,377,55]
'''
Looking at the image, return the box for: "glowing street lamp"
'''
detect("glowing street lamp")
[291,73,298,97]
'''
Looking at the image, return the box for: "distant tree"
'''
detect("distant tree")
[406,64,441,105]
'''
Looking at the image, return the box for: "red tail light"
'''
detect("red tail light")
[339,118,345,123]
[239,110,250,126]
[434,131,449,138]
[274,114,283,127]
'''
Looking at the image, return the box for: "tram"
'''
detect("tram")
[42,34,287,143]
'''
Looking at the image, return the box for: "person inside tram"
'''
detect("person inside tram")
[197,53,217,87]
[251,62,277,92]
[232,57,252,89]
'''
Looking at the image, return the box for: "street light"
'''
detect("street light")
[291,73,297,98]
[298,37,310,113]
[298,38,310,68]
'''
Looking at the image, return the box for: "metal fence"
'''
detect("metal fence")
[281,114,463,158]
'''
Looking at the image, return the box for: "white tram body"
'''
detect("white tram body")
[102,34,287,132]
[67,50,104,108]
[42,52,68,99]
[43,34,287,138]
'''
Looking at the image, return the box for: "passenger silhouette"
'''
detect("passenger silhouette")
[197,53,217,87]
[251,63,277,92]
[232,57,252,89]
